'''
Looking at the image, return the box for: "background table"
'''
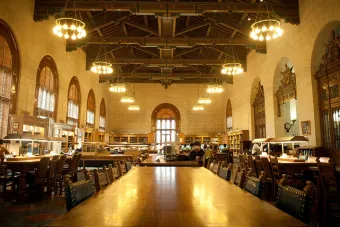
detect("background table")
[48,167,306,227]
[140,155,198,167]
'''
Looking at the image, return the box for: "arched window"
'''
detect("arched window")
[67,77,81,126]
[86,89,95,128]
[151,103,181,144]
[226,99,232,131]
[99,98,106,131]
[35,55,58,119]
[253,82,266,138]
[0,19,20,138]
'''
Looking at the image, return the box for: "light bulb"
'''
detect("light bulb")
[273,33,278,39]
[77,33,82,39]
[71,33,76,40]
[71,24,76,30]
[255,28,260,34]
[266,35,271,40]
[261,25,267,32]
[269,25,275,31]
[250,31,256,38]
[277,28,283,36]
[221,68,227,74]
[53,27,59,34]
[259,35,264,41]
[81,30,86,37]
[64,33,69,39]
[63,23,68,29]
[253,35,258,40]
[91,66,96,72]
[57,32,63,37]
[77,26,82,32]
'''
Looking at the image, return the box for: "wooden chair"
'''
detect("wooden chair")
[217,162,232,181]
[208,161,215,172]
[64,170,95,211]
[119,160,126,175]
[125,159,132,172]
[107,164,116,183]
[63,154,78,176]
[27,157,50,197]
[254,155,263,177]
[0,152,18,195]
[55,155,67,194]
[247,155,256,177]
[234,166,246,188]
[46,159,58,194]
[238,154,248,171]
[317,158,340,224]
[92,167,109,192]
[261,157,274,200]
[244,170,265,197]
[276,174,314,222]
[269,155,283,200]
[51,155,60,161]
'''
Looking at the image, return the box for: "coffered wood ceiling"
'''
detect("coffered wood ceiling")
[34,0,299,86]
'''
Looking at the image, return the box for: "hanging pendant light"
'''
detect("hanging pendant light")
[207,84,223,93]
[249,2,283,41]
[109,83,126,93]
[128,105,140,111]
[193,105,204,111]
[121,96,135,103]
[221,46,244,75]
[198,97,212,104]
[53,0,86,40]
[90,12,113,75]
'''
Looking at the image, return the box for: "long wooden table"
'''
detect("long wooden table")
[140,155,198,167]
[48,167,306,227]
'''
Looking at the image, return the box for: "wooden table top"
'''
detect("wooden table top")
[48,167,306,227]
[140,155,198,167]
[4,159,41,164]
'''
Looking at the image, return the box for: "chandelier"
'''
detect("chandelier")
[221,63,244,75]
[128,105,140,111]
[193,105,204,111]
[220,46,244,75]
[91,61,113,74]
[53,1,86,40]
[121,96,135,103]
[198,97,211,104]
[250,19,283,41]
[109,83,126,93]
[207,84,223,93]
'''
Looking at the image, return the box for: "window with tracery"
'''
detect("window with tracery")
[67,77,81,127]
[99,98,106,131]
[226,99,232,131]
[86,89,95,128]
[35,56,58,119]
[0,20,19,138]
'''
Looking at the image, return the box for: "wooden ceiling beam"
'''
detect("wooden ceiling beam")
[35,1,298,14]
[131,46,159,58]
[124,21,158,35]
[175,22,211,36]
[174,47,202,57]
[68,36,263,47]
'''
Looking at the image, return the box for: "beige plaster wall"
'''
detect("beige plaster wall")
[224,0,340,146]
[0,0,110,130]
[107,83,227,135]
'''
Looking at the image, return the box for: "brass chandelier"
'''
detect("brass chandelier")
[53,0,86,40]
[221,46,244,75]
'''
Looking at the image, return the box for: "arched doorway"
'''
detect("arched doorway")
[0,19,20,138]
[273,57,298,137]
[313,22,340,149]
[151,103,181,144]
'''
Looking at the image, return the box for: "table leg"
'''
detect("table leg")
[17,173,28,202]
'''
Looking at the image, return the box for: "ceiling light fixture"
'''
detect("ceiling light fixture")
[109,83,126,93]
[53,1,86,40]
[249,1,283,41]
[128,105,140,111]
[198,97,212,104]
[121,96,135,103]
[207,84,223,93]
[221,46,244,75]
[193,105,204,111]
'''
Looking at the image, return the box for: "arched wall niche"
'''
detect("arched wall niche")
[273,57,298,137]
[250,77,266,139]
[312,21,340,150]
[226,99,232,131]
[151,103,181,132]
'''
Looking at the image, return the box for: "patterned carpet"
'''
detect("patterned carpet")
[0,195,66,227]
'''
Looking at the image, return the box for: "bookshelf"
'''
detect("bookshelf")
[227,130,250,154]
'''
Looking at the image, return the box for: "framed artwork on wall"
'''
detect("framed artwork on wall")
[13,122,19,129]
[301,121,311,136]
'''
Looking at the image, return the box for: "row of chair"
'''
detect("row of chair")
[64,159,133,211]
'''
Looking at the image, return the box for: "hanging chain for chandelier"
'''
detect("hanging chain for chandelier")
[121,80,135,103]
[221,46,244,75]
[109,72,126,93]
[250,1,283,41]
[53,0,86,40]
[91,12,113,75]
